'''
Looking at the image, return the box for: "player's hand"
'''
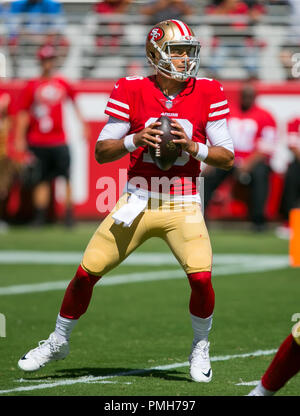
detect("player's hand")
[133,122,163,148]
[170,119,197,154]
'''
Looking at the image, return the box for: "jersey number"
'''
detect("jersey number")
[142,118,193,166]
[228,118,258,153]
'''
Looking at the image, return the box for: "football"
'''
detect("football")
[149,115,181,171]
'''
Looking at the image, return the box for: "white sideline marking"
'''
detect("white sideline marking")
[0,254,289,296]
[236,380,260,386]
[0,348,277,395]
[0,251,289,266]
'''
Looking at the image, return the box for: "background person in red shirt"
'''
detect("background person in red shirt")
[204,83,277,231]
[15,45,89,227]
[0,90,17,232]
[276,116,300,237]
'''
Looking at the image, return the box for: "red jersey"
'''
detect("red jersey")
[0,91,12,158]
[0,91,12,119]
[19,76,76,147]
[94,1,124,14]
[287,117,300,150]
[206,1,249,21]
[228,104,277,163]
[105,75,230,196]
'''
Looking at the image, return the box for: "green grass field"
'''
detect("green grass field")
[0,223,299,396]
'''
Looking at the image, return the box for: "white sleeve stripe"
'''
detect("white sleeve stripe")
[108,98,130,110]
[210,99,228,109]
[106,107,130,119]
[208,108,229,118]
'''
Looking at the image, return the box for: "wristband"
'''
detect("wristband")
[124,134,138,152]
[193,142,209,162]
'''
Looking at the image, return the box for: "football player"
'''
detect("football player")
[18,19,234,383]
[248,321,300,395]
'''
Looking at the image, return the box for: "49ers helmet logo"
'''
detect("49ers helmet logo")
[148,27,164,42]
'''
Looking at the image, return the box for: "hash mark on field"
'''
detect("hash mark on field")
[236,380,260,386]
[0,348,277,395]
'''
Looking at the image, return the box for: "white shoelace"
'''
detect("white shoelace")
[190,341,210,366]
[30,334,61,360]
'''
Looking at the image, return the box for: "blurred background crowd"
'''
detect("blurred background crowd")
[0,0,299,80]
[0,0,300,236]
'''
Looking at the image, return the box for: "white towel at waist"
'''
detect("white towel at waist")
[112,191,149,227]
[112,182,202,227]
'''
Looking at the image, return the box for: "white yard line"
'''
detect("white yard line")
[0,348,276,395]
[0,254,289,296]
[0,251,289,266]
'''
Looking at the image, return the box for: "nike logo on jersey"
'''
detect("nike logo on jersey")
[115,84,119,89]
[220,87,224,91]
[202,369,211,378]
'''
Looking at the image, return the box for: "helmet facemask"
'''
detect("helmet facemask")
[156,40,200,81]
[148,38,201,82]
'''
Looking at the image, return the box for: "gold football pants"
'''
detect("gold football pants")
[82,194,212,276]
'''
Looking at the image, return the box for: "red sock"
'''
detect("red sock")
[262,334,300,392]
[187,271,215,318]
[60,265,101,320]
